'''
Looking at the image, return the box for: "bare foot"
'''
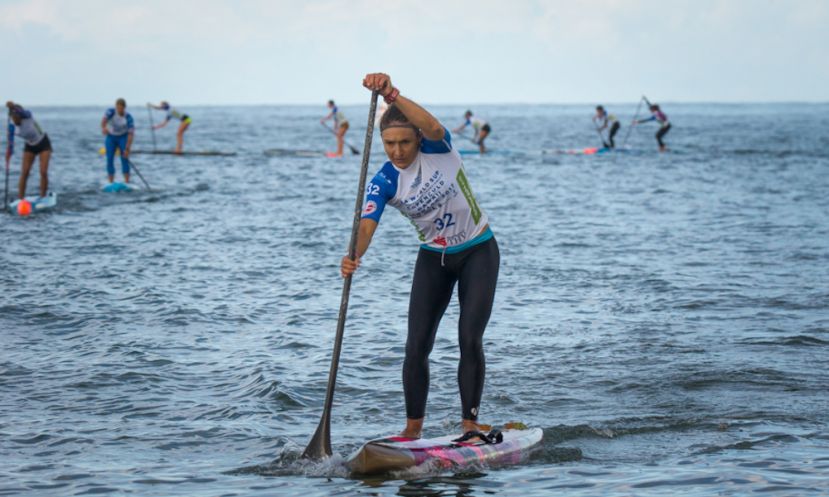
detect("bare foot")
[399,428,421,439]
[400,418,423,439]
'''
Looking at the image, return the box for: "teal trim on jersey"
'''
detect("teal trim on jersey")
[421,227,493,254]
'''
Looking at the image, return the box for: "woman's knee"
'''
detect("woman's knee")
[405,338,430,363]
[457,329,483,357]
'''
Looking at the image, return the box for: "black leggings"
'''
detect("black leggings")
[404,236,499,421]
[656,124,671,147]
[608,121,620,148]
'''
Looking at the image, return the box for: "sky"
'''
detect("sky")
[0,0,827,105]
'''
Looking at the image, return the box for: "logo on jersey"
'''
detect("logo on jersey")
[363,200,377,215]
[410,169,422,190]
[433,236,447,247]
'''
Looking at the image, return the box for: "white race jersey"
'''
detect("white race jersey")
[11,110,46,146]
[362,128,489,252]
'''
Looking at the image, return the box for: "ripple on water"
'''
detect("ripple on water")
[1,104,829,496]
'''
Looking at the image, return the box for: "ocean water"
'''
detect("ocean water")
[1,103,828,496]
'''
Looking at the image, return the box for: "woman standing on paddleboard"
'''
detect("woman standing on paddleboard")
[594,105,620,148]
[341,73,498,439]
[321,100,349,157]
[453,110,491,154]
[149,101,191,154]
[635,103,671,152]
[6,101,52,201]
[101,98,135,184]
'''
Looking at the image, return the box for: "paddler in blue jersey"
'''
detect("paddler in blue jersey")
[593,105,620,148]
[149,101,191,154]
[453,110,491,154]
[634,102,671,152]
[100,98,135,184]
[6,101,52,201]
[342,73,499,440]
[320,100,349,157]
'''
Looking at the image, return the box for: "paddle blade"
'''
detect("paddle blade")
[302,413,332,460]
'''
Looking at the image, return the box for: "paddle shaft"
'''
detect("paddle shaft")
[126,158,152,192]
[3,155,9,213]
[147,105,157,151]
[4,118,11,212]
[592,119,609,147]
[303,91,379,460]
[321,122,360,155]
[621,95,647,149]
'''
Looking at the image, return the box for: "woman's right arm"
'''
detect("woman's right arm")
[340,218,378,277]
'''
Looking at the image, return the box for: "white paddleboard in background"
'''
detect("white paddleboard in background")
[264,148,328,158]
[9,192,58,214]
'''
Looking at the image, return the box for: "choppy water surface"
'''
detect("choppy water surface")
[1,103,828,496]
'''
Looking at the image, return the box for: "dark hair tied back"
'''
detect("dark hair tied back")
[380,105,418,133]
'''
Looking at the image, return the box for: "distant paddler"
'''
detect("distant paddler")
[633,101,671,152]
[101,98,135,184]
[320,99,349,157]
[453,110,491,154]
[593,105,620,148]
[149,101,191,154]
[343,72,499,440]
[6,101,52,201]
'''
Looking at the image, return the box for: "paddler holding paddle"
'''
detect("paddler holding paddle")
[6,101,52,202]
[149,101,191,154]
[453,110,491,154]
[320,100,350,157]
[633,100,671,152]
[341,73,499,440]
[100,98,135,184]
[593,105,620,148]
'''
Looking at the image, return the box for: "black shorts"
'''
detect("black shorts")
[481,124,492,133]
[24,134,52,155]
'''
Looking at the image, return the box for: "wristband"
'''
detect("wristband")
[384,87,400,104]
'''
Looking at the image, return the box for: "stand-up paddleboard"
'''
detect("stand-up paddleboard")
[98,148,236,157]
[130,149,236,157]
[264,148,327,158]
[458,149,511,156]
[9,192,58,214]
[346,425,543,475]
[102,182,140,193]
[545,147,633,156]
[264,149,349,158]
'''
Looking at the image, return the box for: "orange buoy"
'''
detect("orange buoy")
[17,199,32,216]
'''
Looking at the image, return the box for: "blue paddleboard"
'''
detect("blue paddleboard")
[102,182,139,193]
[458,149,511,156]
